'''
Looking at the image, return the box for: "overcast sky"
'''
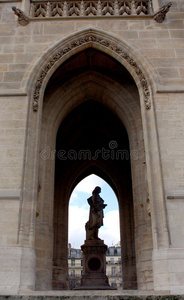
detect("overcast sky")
[68,174,120,248]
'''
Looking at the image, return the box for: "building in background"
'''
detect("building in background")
[106,245,122,289]
[68,244,83,290]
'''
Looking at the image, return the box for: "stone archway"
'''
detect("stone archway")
[19,29,169,291]
[35,47,152,290]
[53,97,137,290]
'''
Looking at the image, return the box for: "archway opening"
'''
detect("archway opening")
[69,174,120,248]
[53,97,136,290]
[68,174,121,289]
[35,45,153,291]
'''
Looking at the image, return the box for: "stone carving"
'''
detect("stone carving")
[33,33,151,111]
[85,186,107,240]
[50,3,64,17]
[82,245,106,254]
[30,0,152,18]
[154,2,172,23]
[12,6,30,26]
[135,0,153,15]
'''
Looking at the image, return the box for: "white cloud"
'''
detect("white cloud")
[99,210,120,246]
[68,205,120,248]
[68,205,89,248]
[69,174,120,248]
[75,174,106,194]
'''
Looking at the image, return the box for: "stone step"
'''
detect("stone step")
[0,292,184,300]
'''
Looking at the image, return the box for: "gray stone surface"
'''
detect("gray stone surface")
[0,294,184,300]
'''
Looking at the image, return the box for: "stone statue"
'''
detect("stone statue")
[85,186,107,240]
[154,2,172,23]
[12,6,30,26]
[77,187,112,290]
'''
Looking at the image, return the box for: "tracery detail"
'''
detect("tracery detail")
[30,0,153,17]
[32,34,151,111]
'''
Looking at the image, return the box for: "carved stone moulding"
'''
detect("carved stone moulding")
[32,33,151,111]
[30,0,153,18]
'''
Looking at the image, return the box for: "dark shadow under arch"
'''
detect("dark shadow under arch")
[70,167,119,200]
[53,99,137,290]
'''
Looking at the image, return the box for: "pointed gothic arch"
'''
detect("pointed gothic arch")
[52,96,137,289]
[19,28,169,291]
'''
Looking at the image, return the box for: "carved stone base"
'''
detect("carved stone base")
[74,239,115,290]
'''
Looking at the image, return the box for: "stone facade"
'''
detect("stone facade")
[0,0,184,295]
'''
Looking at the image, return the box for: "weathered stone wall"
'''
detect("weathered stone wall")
[0,0,184,295]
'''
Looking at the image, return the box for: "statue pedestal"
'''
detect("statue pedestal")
[74,239,115,290]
